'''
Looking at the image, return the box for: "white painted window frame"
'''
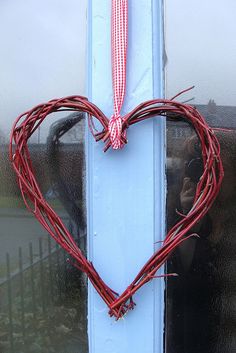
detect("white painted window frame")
[87,1,165,353]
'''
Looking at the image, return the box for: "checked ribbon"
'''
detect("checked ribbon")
[108,0,128,149]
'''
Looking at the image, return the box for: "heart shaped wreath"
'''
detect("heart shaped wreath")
[9,0,224,319]
[9,91,224,319]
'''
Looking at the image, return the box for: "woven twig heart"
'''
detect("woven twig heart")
[10,95,224,319]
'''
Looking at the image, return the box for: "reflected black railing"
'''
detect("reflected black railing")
[0,230,87,353]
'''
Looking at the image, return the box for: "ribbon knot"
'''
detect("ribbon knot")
[108,114,126,149]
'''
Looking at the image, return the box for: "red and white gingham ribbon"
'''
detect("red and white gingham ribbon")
[108,0,128,149]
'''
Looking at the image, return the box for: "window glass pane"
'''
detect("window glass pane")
[0,1,88,353]
[165,1,236,353]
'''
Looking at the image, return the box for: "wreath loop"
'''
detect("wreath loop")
[9,93,224,319]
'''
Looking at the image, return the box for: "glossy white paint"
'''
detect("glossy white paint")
[87,1,165,352]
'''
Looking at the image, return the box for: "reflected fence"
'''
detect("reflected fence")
[0,234,87,353]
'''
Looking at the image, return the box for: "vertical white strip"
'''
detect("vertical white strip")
[87,1,165,353]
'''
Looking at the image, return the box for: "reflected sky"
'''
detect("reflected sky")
[0,0,87,139]
[165,0,236,106]
[1,1,235,140]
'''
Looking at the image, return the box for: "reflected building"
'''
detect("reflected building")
[166,101,236,353]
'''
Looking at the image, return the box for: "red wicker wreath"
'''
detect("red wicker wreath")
[9,92,224,319]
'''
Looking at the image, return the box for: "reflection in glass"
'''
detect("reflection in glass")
[166,114,236,353]
[165,1,236,352]
[0,1,88,352]
[0,113,88,353]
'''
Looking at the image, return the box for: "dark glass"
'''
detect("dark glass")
[166,114,236,353]
[0,113,88,353]
[0,2,88,353]
[165,2,236,352]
